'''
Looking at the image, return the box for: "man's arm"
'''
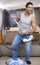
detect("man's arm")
[28,17,37,34]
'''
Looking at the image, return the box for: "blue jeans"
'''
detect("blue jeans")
[11,33,32,61]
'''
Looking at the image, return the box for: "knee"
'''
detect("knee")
[11,44,17,49]
[25,46,32,54]
[11,40,17,49]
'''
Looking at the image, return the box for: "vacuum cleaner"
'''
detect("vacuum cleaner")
[6,58,25,65]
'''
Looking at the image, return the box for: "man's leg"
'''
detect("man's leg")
[11,33,22,60]
[25,41,32,64]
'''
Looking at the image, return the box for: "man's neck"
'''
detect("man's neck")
[25,11,30,16]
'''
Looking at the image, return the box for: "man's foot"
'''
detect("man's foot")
[26,60,31,64]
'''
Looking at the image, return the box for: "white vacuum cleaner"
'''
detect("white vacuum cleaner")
[6,58,25,65]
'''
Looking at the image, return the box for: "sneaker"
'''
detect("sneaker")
[26,60,31,64]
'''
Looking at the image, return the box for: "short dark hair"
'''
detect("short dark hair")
[25,2,33,8]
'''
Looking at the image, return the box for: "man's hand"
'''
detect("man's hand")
[22,30,28,34]
[10,15,14,19]
[10,15,20,22]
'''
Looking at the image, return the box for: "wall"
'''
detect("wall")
[0,9,3,31]
[34,8,40,25]
[0,9,3,44]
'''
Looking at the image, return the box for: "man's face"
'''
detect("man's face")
[26,4,33,14]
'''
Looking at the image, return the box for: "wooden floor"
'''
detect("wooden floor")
[0,57,40,65]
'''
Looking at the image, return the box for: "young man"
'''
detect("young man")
[11,2,37,64]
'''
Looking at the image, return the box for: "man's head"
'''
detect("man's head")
[25,2,33,14]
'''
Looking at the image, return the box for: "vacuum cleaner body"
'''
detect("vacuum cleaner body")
[6,58,25,65]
